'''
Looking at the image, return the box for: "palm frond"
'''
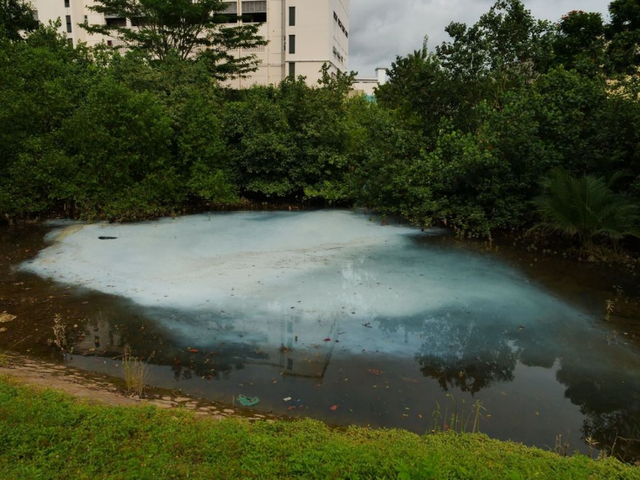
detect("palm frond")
[532,168,640,247]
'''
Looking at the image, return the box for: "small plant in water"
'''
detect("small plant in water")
[611,424,640,461]
[430,395,487,434]
[122,347,153,398]
[605,300,615,322]
[52,314,67,350]
[585,436,599,459]
[555,434,570,456]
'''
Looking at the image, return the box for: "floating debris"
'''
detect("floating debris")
[237,395,260,407]
[400,376,419,384]
[0,312,16,323]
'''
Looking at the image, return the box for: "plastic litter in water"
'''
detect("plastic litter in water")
[237,395,260,407]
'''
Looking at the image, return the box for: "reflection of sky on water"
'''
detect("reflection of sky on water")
[21,211,640,458]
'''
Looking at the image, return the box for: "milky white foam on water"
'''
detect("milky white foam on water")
[22,210,587,355]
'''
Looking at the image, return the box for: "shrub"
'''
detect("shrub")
[531,168,640,247]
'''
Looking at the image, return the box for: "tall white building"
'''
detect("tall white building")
[31,0,350,87]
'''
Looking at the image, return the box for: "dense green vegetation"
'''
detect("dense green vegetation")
[531,169,640,247]
[1,0,639,246]
[0,377,638,479]
[0,0,38,41]
[374,2,640,238]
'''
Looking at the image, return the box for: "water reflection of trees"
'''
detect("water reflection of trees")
[79,295,640,460]
[79,303,339,385]
[556,360,640,461]
[166,340,268,382]
[77,308,270,381]
[582,411,640,460]
[378,311,517,394]
[378,305,640,460]
[416,352,515,394]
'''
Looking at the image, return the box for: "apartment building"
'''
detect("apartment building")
[353,67,388,97]
[31,0,350,87]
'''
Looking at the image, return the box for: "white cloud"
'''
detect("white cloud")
[349,0,611,77]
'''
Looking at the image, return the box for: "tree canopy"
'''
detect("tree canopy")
[435,0,555,81]
[1,0,639,247]
[82,0,267,79]
[607,0,640,73]
[0,0,39,41]
[554,10,606,75]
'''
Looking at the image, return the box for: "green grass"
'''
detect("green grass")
[0,377,638,479]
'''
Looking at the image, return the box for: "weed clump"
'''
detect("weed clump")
[52,314,67,350]
[122,347,152,398]
[431,395,487,434]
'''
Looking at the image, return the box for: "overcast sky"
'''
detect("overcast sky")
[350,0,612,77]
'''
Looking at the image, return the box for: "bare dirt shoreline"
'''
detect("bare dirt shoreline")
[0,353,277,422]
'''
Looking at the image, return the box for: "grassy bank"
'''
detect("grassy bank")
[0,377,638,479]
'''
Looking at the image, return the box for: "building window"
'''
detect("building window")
[289,6,295,26]
[242,1,266,23]
[242,1,266,13]
[333,11,349,38]
[105,17,126,27]
[64,0,70,7]
[223,2,238,14]
[67,38,73,46]
[243,12,266,22]
[289,62,295,78]
[65,15,72,33]
[288,35,295,54]
[84,15,87,23]
[218,2,239,23]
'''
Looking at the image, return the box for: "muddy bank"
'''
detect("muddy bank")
[0,353,278,422]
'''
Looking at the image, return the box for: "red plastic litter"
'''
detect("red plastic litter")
[330,405,339,411]
[324,338,331,342]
